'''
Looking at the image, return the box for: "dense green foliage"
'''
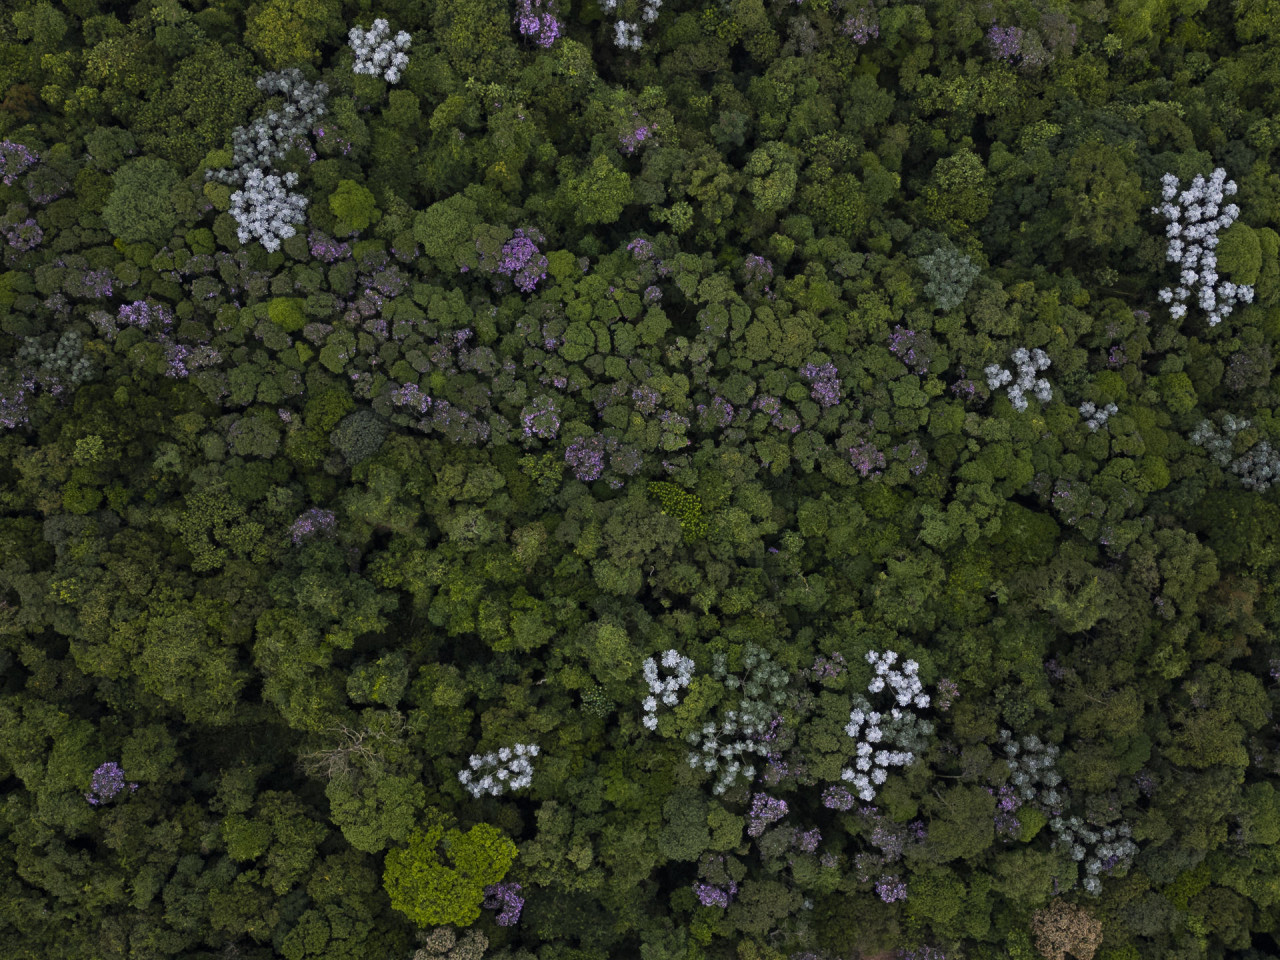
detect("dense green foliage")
[2,2,1280,960]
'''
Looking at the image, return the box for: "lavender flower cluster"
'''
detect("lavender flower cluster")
[1154,169,1254,325]
[0,140,38,185]
[458,743,539,798]
[840,651,933,802]
[888,326,931,375]
[800,361,843,408]
[290,507,337,545]
[480,227,548,293]
[349,19,412,83]
[515,0,562,47]
[746,792,789,837]
[1079,401,1118,432]
[875,875,907,903]
[694,879,738,907]
[987,25,1024,62]
[985,347,1052,412]
[520,396,561,441]
[85,761,138,806]
[482,882,524,925]
[840,3,880,44]
[849,440,886,478]
[3,216,41,251]
[641,649,695,731]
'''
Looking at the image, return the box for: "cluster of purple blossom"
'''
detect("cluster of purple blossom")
[308,230,352,263]
[986,783,1024,839]
[987,25,1024,62]
[742,254,774,285]
[0,373,37,430]
[747,793,789,837]
[840,3,880,44]
[822,785,857,811]
[520,396,561,440]
[800,361,843,408]
[695,396,735,429]
[563,432,642,485]
[752,394,801,433]
[619,119,653,156]
[875,876,907,903]
[85,761,138,806]
[849,440,886,478]
[290,508,337,545]
[694,880,738,908]
[0,140,38,185]
[792,827,822,854]
[484,228,548,293]
[3,217,41,251]
[888,326,930,374]
[482,882,524,926]
[893,441,928,477]
[514,0,562,46]
[933,677,959,711]
[808,652,848,682]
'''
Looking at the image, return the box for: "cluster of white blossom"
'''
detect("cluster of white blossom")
[999,729,1065,808]
[686,645,789,795]
[1190,414,1280,491]
[207,70,328,188]
[457,743,539,798]
[687,713,762,795]
[840,651,933,802]
[228,169,308,253]
[985,347,1052,412]
[1078,401,1118,432]
[206,70,327,252]
[1049,815,1137,896]
[348,18,412,83]
[1153,169,1254,325]
[600,0,661,50]
[641,649,695,731]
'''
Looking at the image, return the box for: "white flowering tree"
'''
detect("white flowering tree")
[348,18,412,83]
[985,347,1052,412]
[599,0,662,50]
[1152,168,1254,325]
[229,169,307,253]
[1078,401,1118,432]
[840,651,933,802]
[640,649,694,730]
[458,744,539,798]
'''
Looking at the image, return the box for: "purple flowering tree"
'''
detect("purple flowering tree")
[482,882,524,925]
[514,0,562,46]
[85,761,139,805]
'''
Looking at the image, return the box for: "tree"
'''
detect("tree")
[244,0,339,69]
[102,156,181,244]
[1029,899,1104,960]
[1216,221,1263,285]
[560,154,633,227]
[923,147,992,229]
[1053,138,1146,256]
[383,819,518,928]
[329,179,380,233]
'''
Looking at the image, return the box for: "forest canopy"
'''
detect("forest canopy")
[2,2,1280,960]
